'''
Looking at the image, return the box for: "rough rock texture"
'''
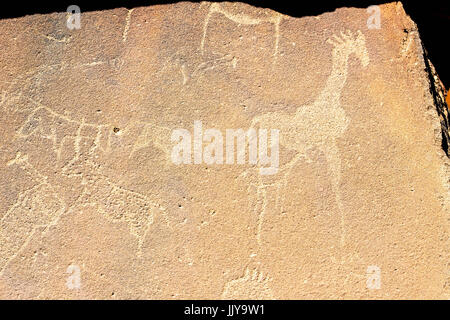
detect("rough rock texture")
[0,2,449,299]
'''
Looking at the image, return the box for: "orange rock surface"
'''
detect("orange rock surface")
[0,2,448,299]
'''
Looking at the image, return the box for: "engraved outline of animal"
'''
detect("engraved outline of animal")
[249,30,370,247]
[201,2,283,61]
[0,153,67,276]
[2,59,167,259]
[60,121,167,257]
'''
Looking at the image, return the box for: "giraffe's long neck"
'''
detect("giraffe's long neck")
[316,49,350,106]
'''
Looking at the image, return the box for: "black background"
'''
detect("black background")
[0,300,444,316]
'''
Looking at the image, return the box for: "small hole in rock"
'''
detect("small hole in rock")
[113,127,120,134]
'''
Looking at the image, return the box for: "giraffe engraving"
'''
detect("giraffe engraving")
[249,30,370,248]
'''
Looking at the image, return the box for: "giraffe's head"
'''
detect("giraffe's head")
[327,30,370,67]
[352,30,370,67]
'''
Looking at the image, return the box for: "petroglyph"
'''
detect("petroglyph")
[1,2,448,299]
[201,3,282,62]
[180,64,189,85]
[249,30,370,249]
[1,65,166,258]
[161,51,236,85]
[1,58,124,114]
[42,34,71,43]
[222,267,274,299]
[1,153,67,276]
[192,53,236,78]
[56,115,167,256]
[17,107,166,255]
[72,162,166,256]
[16,97,112,161]
[122,8,134,43]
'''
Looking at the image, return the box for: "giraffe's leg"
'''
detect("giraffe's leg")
[255,173,266,246]
[256,185,267,246]
[323,142,346,250]
[274,178,283,212]
[278,152,307,212]
[255,170,279,247]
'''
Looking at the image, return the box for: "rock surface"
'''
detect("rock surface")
[0,2,448,299]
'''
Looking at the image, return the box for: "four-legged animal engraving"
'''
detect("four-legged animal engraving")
[59,118,167,257]
[201,3,282,62]
[249,30,370,248]
[0,153,67,276]
[1,74,166,265]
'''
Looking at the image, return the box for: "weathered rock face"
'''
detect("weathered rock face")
[0,2,448,299]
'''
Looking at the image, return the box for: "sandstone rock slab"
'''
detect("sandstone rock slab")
[0,2,449,299]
